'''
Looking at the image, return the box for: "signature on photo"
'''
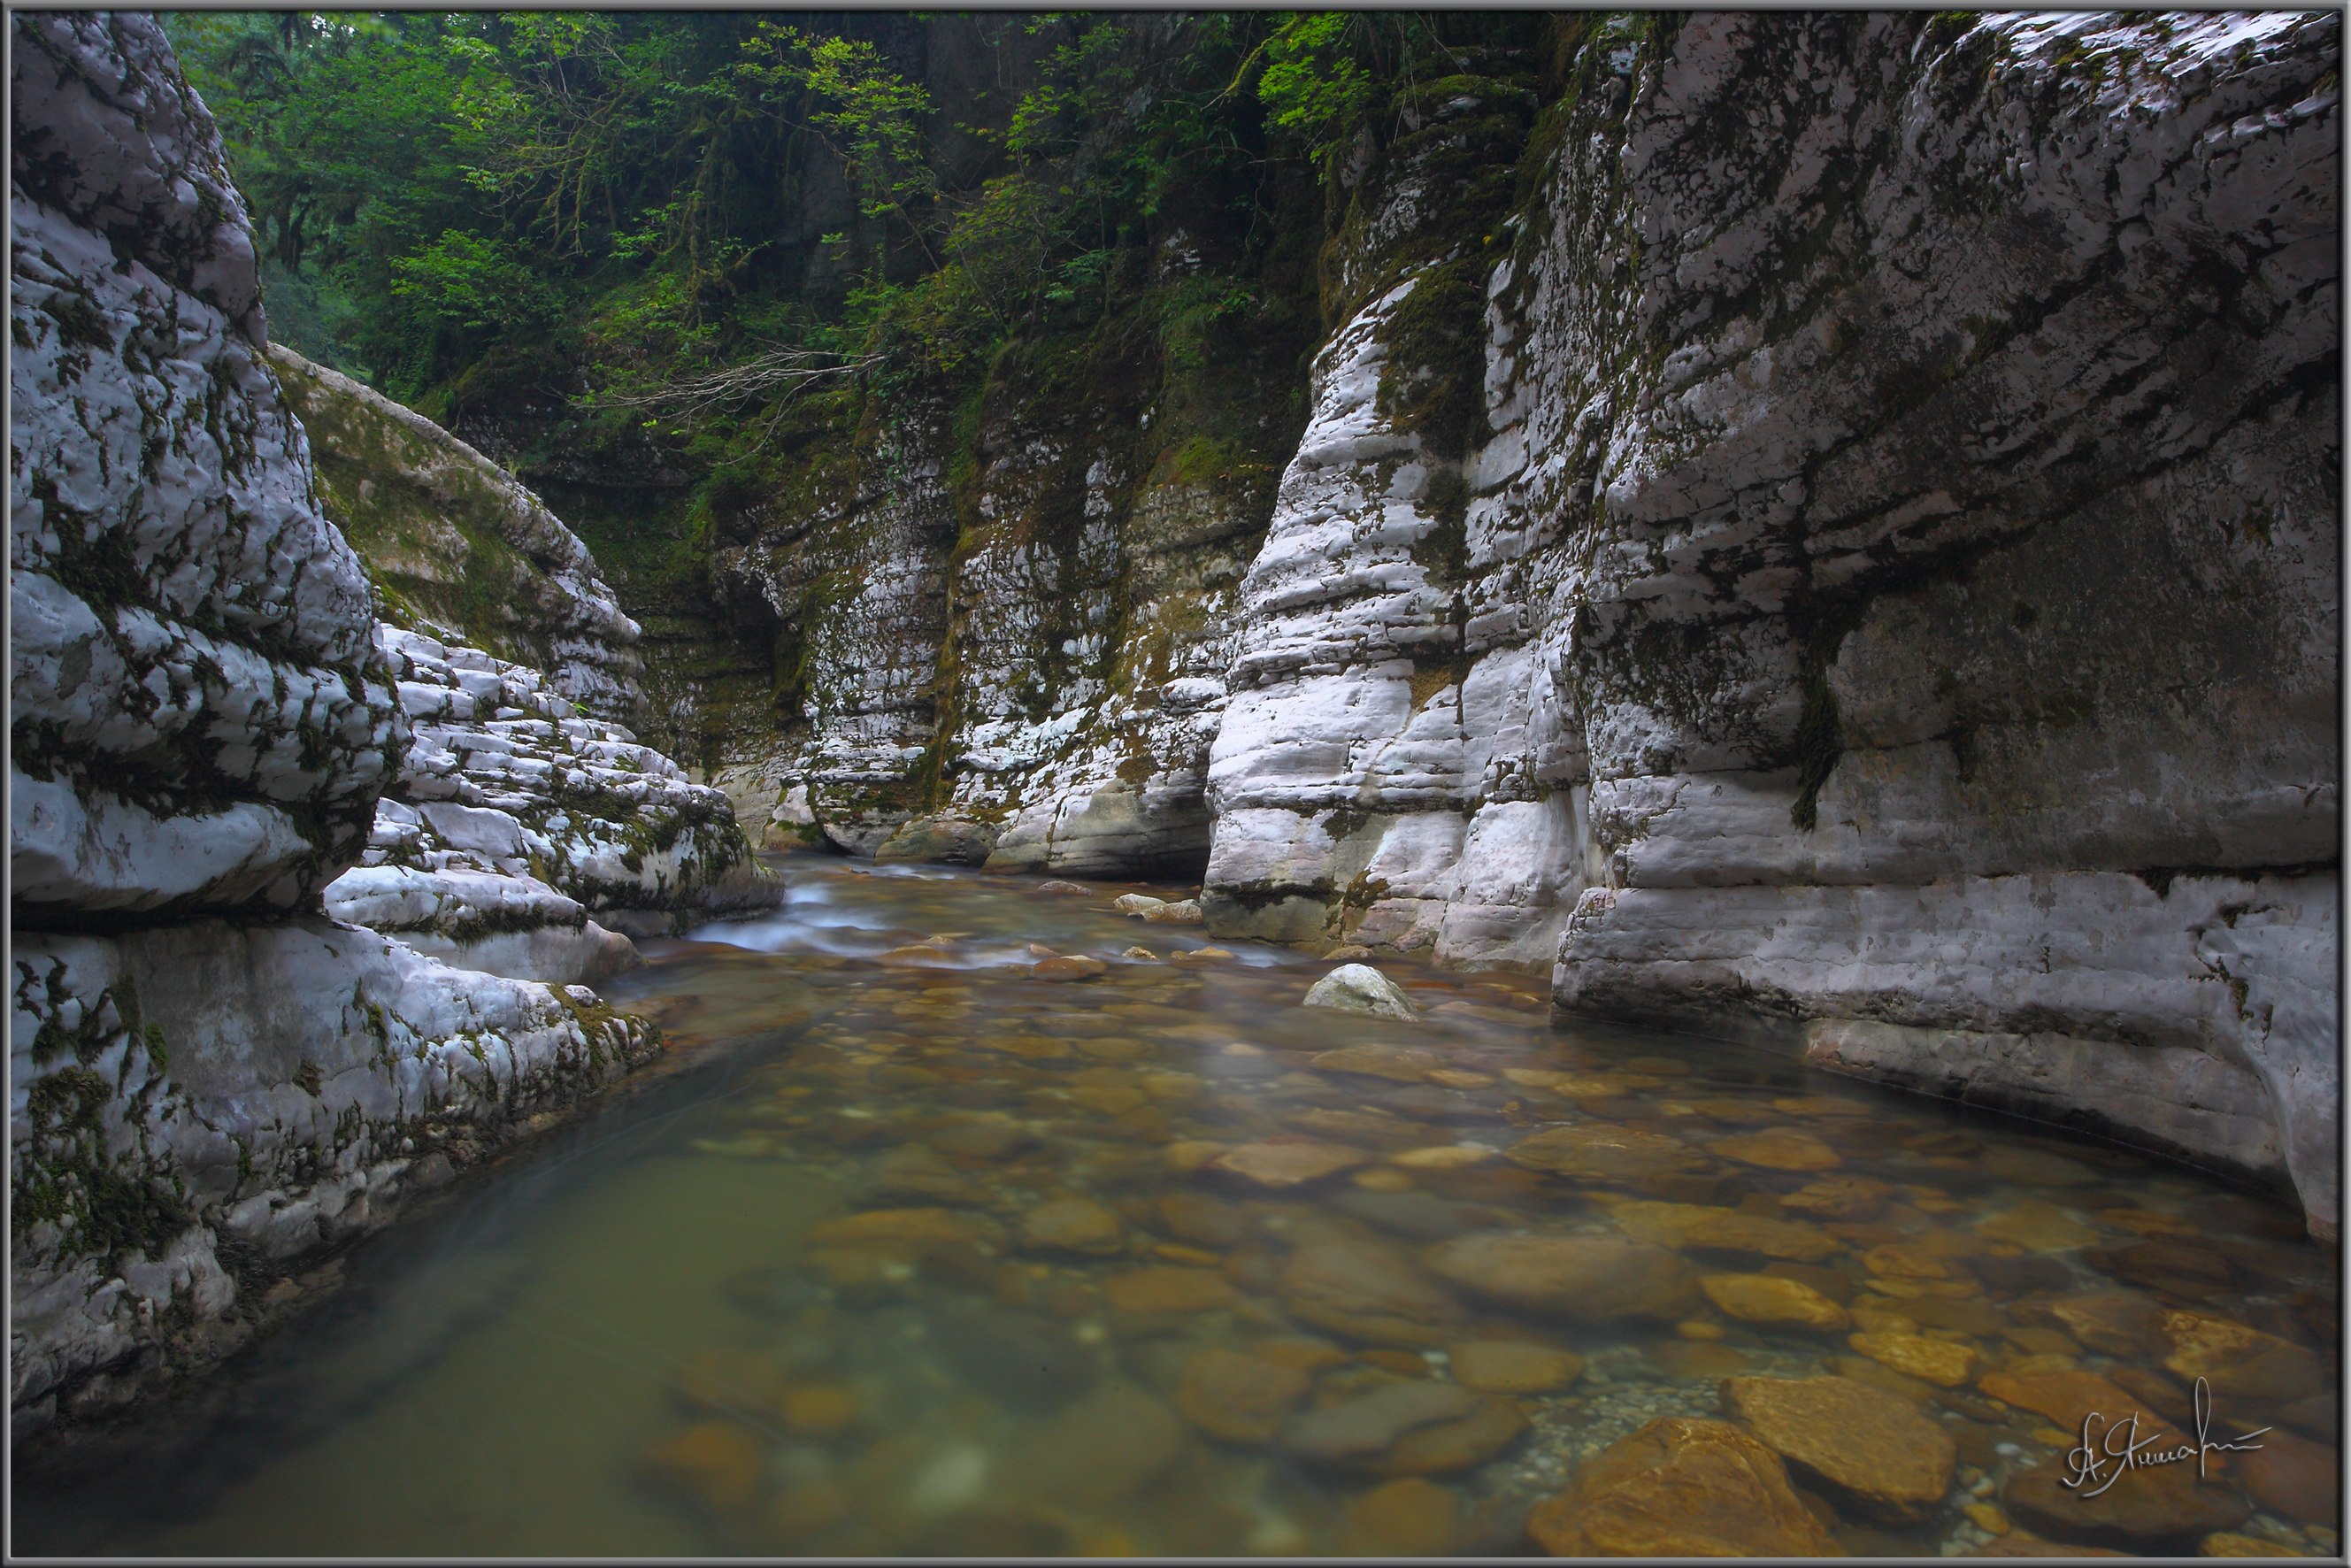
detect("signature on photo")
[2062,1377,2268,1498]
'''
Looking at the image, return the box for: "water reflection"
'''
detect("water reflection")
[12,854,2339,1557]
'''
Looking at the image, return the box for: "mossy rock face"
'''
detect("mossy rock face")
[269,346,648,727]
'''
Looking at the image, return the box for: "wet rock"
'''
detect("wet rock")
[1337,1477,1464,1556]
[2201,1531,2313,1556]
[1102,1266,1240,1315]
[1525,1417,1845,1556]
[1310,1044,1443,1083]
[1421,1233,1699,1323]
[1781,1173,1894,1220]
[1711,1128,1842,1172]
[1018,1198,1125,1256]
[1425,1068,1495,1089]
[1374,1394,1528,1477]
[1166,946,1237,965]
[2158,1310,2329,1401]
[1832,1353,1938,1406]
[781,1385,858,1436]
[2082,1240,2238,1301]
[873,1144,980,1203]
[878,945,966,968]
[1154,1192,1253,1249]
[1112,895,1167,916]
[1721,1374,1957,1522]
[1976,1198,2100,1251]
[1284,1107,1425,1148]
[644,1421,764,1512]
[931,1302,1099,1411]
[1387,1144,1500,1172]
[1699,1272,1851,1332]
[1121,946,1160,961]
[1279,1241,1465,1349]
[1848,1332,1978,1387]
[1448,1340,1585,1395]
[1644,1339,1755,1383]
[1210,1141,1369,1188]
[1978,1367,2161,1435]
[1279,1380,1524,1475]
[1032,955,1108,980]
[2026,1291,2167,1357]
[1603,1198,1845,1262]
[2239,1429,2339,1526]
[1174,1347,1312,1444]
[1031,880,1092,895]
[1506,1125,1710,1185]
[1891,1295,2008,1337]
[1141,899,1204,925]
[1322,943,1375,962]
[1860,1242,1959,1280]
[1331,1188,1511,1243]
[2004,1450,2251,1548]
[1302,964,1417,1019]
[675,1348,792,1419]
[920,1116,1040,1161]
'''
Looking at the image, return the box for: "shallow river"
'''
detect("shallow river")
[14,854,2340,1556]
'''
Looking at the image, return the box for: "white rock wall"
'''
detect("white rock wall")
[326,626,778,979]
[6,13,682,1434]
[1201,12,2340,1229]
[11,12,401,923]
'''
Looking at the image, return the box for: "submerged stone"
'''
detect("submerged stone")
[1720,1374,1957,1522]
[1525,1416,1845,1556]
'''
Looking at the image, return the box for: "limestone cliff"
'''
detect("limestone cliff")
[7,12,711,1436]
[1202,11,2340,1230]
[632,12,2338,1233]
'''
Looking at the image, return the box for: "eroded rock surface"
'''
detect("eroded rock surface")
[6,12,692,1438]
[1201,11,2341,1231]
[323,625,776,977]
[268,345,646,726]
[12,11,399,924]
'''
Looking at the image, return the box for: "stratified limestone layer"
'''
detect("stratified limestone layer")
[1200,13,2339,1228]
[324,626,778,974]
[11,12,400,924]
[5,13,696,1441]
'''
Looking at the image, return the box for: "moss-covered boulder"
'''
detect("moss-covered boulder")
[268,344,647,727]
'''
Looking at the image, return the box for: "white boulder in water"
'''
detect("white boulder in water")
[1302,963,1417,1019]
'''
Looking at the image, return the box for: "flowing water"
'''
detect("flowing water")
[13,854,2340,1556]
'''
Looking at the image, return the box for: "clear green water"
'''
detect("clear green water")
[12,854,2339,1556]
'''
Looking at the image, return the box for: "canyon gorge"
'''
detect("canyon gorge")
[10,4,2339,1494]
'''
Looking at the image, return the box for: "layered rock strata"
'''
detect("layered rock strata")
[325,625,777,979]
[675,14,2338,1231]
[1198,11,2339,1232]
[6,12,711,1436]
[11,10,397,926]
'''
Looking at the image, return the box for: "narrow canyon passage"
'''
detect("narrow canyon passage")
[14,857,2338,1557]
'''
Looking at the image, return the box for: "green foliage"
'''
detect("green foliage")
[1256,13,1379,162]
